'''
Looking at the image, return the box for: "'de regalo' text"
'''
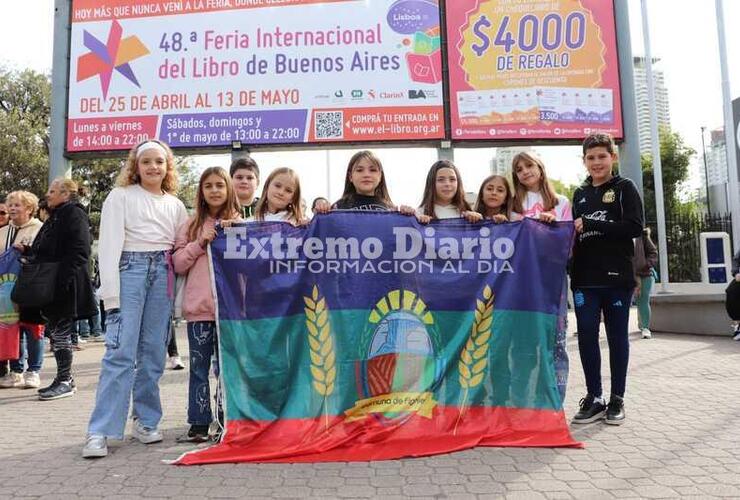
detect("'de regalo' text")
[224,226,516,275]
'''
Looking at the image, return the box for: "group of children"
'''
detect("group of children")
[82,132,643,458]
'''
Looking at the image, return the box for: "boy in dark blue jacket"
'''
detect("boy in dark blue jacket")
[570,133,644,425]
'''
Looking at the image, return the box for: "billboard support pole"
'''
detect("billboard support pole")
[230,145,251,164]
[716,0,740,252]
[50,0,72,183]
[640,0,669,291]
[437,141,454,162]
[614,0,643,194]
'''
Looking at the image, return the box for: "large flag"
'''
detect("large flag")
[177,213,579,464]
[0,249,20,361]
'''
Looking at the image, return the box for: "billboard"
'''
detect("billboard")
[66,0,445,152]
[446,0,623,141]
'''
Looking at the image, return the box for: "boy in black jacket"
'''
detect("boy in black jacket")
[570,133,644,425]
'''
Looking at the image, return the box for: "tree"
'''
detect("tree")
[550,178,578,202]
[0,67,51,196]
[640,128,704,282]
[175,157,199,209]
[641,127,696,223]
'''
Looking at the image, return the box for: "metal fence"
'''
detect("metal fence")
[646,213,733,283]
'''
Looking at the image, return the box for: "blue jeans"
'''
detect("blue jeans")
[573,287,633,398]
[77,306,103,337]
[87,251,172,439]
[187,321,219,426]
[10,326,45,373]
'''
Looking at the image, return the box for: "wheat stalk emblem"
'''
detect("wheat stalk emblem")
[304,285,336,431]
[454,285,494,434]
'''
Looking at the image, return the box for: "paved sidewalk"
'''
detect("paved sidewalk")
[1,312,739,499]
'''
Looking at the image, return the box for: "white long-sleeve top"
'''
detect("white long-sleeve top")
[98,184,188,309]
[415,204,463,220]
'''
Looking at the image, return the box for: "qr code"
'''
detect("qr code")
[315,111,344,139]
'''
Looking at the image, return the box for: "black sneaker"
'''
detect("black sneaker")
[176,425,210,443]
[571,394,606,424]
[38,378,76,396]
[38,379,76,400]
[605,395,625,425]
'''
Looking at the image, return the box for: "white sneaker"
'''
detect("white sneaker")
[23,371,40,389]
[132,419,163,444]
[733,329,740,341]
[0,372,23,388]
[82,435,108,458]
[168,356,185,370]
[641,328,652,339]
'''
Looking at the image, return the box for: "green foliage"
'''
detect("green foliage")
[0,67,51,197]
[641,128,703,282]
[176,157,199,209]
[72,158,124,213]
[550,178,578,202]
[641,127,696,223]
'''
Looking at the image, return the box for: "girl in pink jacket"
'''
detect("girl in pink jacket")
[173,167,241,442]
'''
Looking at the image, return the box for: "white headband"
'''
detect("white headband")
[136,141,167,159]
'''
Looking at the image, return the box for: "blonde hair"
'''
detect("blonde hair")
[511,151,559,214]
[116,139,178,194]
[51,178,79,200]
[6,190,39,216]
[255,168,304,222]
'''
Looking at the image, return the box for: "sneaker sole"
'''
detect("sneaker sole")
[38,388,77,401]
[134,433,163,445]
[571,410,606,424]
[604,417,625,426]
[82,447,108,458]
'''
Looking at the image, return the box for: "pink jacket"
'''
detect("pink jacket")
[173,216,216,322]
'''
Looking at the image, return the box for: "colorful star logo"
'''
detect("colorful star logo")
[77,20,149,99]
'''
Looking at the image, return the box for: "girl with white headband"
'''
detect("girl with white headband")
[83,139,188,458]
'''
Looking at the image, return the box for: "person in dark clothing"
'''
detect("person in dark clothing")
[315,151,397,213]
[570,133,644,426]
[31,178,96,400]
[230,157,260,218]
[633,228,658,339]
[729,250,740,341]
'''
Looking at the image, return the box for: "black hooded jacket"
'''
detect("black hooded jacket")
[30,200,96,320]
[570,175,644,289]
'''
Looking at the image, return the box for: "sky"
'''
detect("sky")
[2,0,739,207]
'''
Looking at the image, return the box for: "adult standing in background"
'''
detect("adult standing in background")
[31,179,97,400]
[633,228,658,339]
[0,191,44,389]
[0,197,10,380]
[0,200,9,228]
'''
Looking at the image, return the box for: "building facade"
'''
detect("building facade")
[633,56,671,155]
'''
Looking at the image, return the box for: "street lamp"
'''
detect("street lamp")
[701,126,711,214]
